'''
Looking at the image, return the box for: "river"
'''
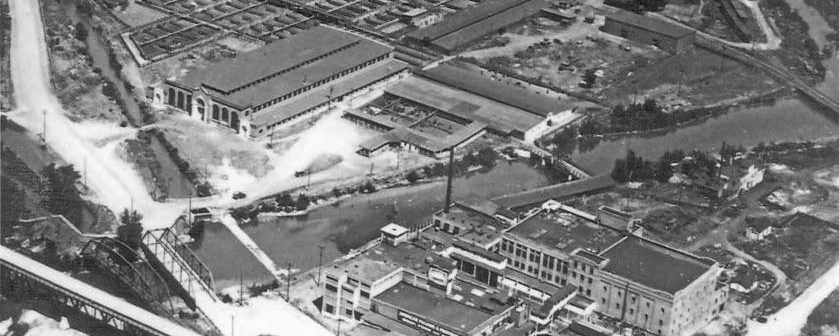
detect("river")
[62,3,196,199]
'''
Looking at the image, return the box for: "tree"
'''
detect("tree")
[295,194,311,211]
[582,69,597,87]
[117,209,143,251]
[406,170,420,183]
[654,158,674,182]
[475,147,497,167]
[332,187,343,198]
[362,181,377,193]
[188,221,205,240]
[74,23,88,42]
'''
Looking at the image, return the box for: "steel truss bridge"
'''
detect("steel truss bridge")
[0,245,200,336]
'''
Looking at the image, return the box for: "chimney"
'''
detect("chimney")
[444,148,455,212]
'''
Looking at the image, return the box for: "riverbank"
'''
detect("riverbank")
[578,85,789,140]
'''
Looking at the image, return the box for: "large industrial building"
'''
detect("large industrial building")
[346,62,579,158]
[600,9,696,54]
[405,0,549,54]
[155,25,408,139]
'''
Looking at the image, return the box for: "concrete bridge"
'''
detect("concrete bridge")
[0,245,200,336]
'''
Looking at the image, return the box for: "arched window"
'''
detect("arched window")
[168,88,176,105]
[177,91,185,109]
[196,98,205,118]
[212,105,220,120]
[221,108,229,122]
[230,112,240,132]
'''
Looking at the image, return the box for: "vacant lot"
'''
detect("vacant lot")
[802,289,839,336]
[111,2,168,28]
[735,213,839,293]
[600,46,777,108]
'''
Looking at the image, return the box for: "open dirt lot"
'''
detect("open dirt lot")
[467,15,669,97]
[734,213,839,297]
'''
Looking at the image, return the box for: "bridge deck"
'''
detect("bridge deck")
[0,245,200,336]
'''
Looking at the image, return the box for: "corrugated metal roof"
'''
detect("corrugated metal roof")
[605,9,696,38]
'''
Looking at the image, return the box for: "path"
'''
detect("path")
[650,2,781,51]
[736,0,782,50]
[746,257,839,336]
[7,0,185,229]
[724,240,788,292]
[7,0,333,335]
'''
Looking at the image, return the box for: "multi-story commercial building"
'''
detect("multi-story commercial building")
[497,202,727,336]
[595,236,727,336]
[155,25,407,139]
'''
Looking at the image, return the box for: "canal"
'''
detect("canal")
[64,3,196,199]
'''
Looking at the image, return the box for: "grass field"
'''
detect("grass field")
[735,213,839,288]
[801,289,839,336]
[600,46,777,107]
[111,2,168,28]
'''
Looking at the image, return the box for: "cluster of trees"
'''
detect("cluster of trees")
[719,142,746,162]
[610,99,676,132]
[275,193,312,211]
[143,129,213,197]
[611,149,724,183]
[41,164,86,225]
[542,125,579,156]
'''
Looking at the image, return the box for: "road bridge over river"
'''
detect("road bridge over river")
[0,245,200,336]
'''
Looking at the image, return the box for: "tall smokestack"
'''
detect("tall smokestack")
[444,148,455,212]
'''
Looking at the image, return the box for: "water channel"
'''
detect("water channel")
[64,3,196,199]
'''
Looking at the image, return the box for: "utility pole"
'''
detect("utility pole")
[188,193,192,227]
[676,68,685,97]
[231,316,235,336]
[286,262,292,301]
[317,245,325,286]
[443,147,455,212]
[336,318,342,336]
[239,269,244,305]
[307,170,312,190]
[83,157,87,187]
